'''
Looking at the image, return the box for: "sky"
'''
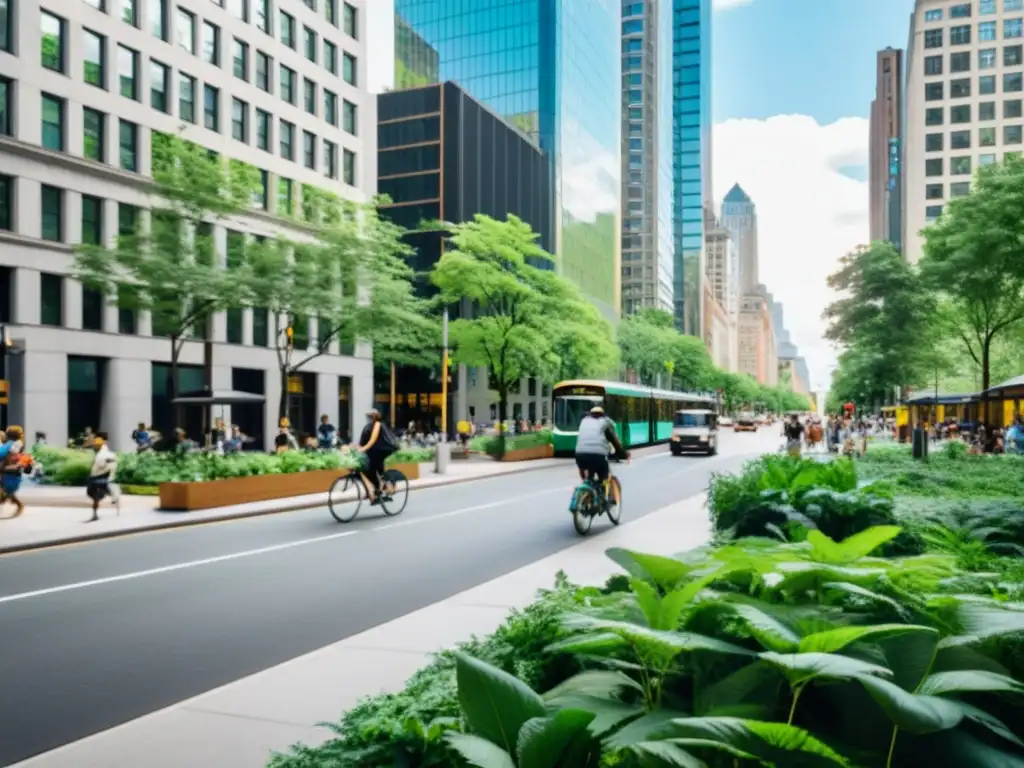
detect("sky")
[365,0,917,393]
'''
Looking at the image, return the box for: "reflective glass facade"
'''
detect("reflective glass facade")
[395,0,622,319]
[621,0,674,315]
[673,0,711,336]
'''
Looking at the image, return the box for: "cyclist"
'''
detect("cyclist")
[575,405,629,507]
[353,409,397,505]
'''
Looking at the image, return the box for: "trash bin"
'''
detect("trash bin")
[912,427,929,460]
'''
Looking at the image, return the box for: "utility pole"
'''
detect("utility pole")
[440,307,449,441]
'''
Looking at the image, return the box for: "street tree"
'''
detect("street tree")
[74,133,259,407]
[921,154,1024,419]
[717,372,759,413]
[617,311,678,385]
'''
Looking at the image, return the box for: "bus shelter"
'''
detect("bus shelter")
[982,375,1024,426]
[905,392,980,428]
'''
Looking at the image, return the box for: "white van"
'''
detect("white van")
[670,409,718,456]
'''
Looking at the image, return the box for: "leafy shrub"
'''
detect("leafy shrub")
[860,447,1024,500]
[472,429,552,458]
[943,439,969,460]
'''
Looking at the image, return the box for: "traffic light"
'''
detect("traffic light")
[285,325,294,350]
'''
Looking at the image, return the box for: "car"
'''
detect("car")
[718,416,734,427]
[734,413,758,432]
[670,409,718,456]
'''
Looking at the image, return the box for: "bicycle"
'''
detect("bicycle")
[328,459,409,523]
[569,471,622,536]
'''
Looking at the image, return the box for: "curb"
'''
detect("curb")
[0,458,568,556]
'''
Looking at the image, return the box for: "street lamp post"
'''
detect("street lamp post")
[440,307,449,442]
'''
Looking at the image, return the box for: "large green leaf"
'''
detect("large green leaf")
[606,548,694,589]
[631,579,695,631]
[543,694,644,735]
[822,581,910,616]
[604,710,688,751]
[542,671,643,701]
[918,669,1024,696]
[771,562,888,594]
[546,631,629,655]
[665,718,851,766]
[798,624,935,654]
[944,602,1024,644]
[695,662,780,716]
[760,651,893,686]
[807,526,902,564]
[516,709,599,768]
[947,700,1024,748]
[924,728,1024,768]
[723,602,801,652]
[854,674,964,734]
[454,653,547,753]
[629,741,711,767]
[445,732,516,768]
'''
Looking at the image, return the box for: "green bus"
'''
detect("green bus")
[551,380,718,454]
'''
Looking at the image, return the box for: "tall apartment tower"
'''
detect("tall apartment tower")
[673,0,712,337]
[719,183,758,294]
[904,0,1024,262]
[869,48,904,249]
[0,0,375,449]
[394,0,622,321]
[621,0,674,316]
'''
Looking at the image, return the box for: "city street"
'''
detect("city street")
[0,430,780,767]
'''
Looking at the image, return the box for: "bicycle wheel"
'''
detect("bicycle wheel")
[572,487,595,536]
[606,476,622,526]
[379,469,409,516]
[328,473,363,523]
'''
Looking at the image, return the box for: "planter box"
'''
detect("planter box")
[159,462,421,512]
[500,444,554,462]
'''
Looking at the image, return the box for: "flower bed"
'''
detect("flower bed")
[267,448,1024,768]
[470,429,553,460]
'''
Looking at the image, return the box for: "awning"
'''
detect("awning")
[983,374,1024,398]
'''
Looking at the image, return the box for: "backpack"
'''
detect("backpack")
[378,423,398,454]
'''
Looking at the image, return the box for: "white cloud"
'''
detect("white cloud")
[712,114,870,391]
[714,0,755,10]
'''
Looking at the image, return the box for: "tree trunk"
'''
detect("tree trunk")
[170,334,182,432]
[497,386,508,459]
[278,367,290,425]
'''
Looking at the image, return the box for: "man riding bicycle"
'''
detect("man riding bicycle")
[575,405,629,504]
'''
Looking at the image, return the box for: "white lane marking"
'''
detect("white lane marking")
[373,486,570,531]
[0,530,359,606]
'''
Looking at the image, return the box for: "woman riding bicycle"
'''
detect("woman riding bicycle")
[575,406,629,501]
[353,409,397,505]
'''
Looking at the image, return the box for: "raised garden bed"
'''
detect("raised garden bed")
[499,443,554,462]
[159,462,422,511]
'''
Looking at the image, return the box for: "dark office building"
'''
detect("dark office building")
[376,82,554,430]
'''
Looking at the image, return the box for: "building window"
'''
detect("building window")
[41,94,65,151]
[122,0,137,25]
[255,0,269,32]
[925,158,943,177]
[252,308,268,345]
[925,205,944,221]
[950,78,971,98]
[980,101,996,120]
[303,130,315,169]
[232,98,248,142]
[324,90,337,125]
[178,8,195,53]
[925,82,943,101]
[950,129,971,149]
[0,176,10,231]
[256,108,270,150]
[325,0,336,25]
[179,73,196,122]
[280,119,293,159]
[204,85,219,131]
[303,78,316,114]
[151,60,169,112]
[980,75,997,94]
[950,51,970,72]
[925,183,944,200]
[152,0,167,40]
[1006,71,1024,92]
[980,152,998,166]
[979,48,996,68]
[1006,44,1023,65]
[1007,18,1023,38]
[924,28,943,48]
[41,11,66,72]
[324,40,337,73]
[950,181,971,198]
[951,2,971,16]
[980,126,997,146]
[81,195,103,246]
[324,139,336,179]
[926,8,944,22]
[119,119,137,171]
[118,285,136,334]
[343,2,356,38]
[303,26,316,61]
[203,21,219,65]
[343,148,355,186]
[950,25,971,45]
[0,77,9,136]
[979,21,997,41]
[119,45,138,100]
[83,29,106,88]
[343,99,356,134]
[254,169,268,210]
[226,308,243,344]
[951,104,971,123]
[256,51,271,91]
[277,177,293,215]
[925,133,943,152]
[228,0,247,22]
[0,0,11,53]
[118,203,137,236]
[233,38,248,80]
[1006,98,1023,117]
[1009,0,1024,10]
[280,10,294,47]
[83,108,105,162]
[343,52,356,85]
[925,107,944,125]
[981,0,997,12]
[82,287,104,331]
[281,65,295,103]
[40,274,63,326]
[41,185,63,242]
[951,156,972,175]
[1006,124,1024,144]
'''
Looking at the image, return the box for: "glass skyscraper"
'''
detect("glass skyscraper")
[394,0,622,320]
[673,0,712,336]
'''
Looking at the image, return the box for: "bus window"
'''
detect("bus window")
[554,396,600,431]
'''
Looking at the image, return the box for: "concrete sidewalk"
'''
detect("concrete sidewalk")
[0,457,566,554]
[10,492,711,768]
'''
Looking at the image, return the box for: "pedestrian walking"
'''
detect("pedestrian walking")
[86,432,119,522]
[0,426,27,518]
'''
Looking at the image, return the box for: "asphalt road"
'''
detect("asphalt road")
[0,429,779,766]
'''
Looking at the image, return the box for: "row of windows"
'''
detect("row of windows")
[925,181,974,201]
[925,125,1024,150]
[924,44,1024,74]
[926,0,1024,22]
[925,72,1024,99]
[924,99,1024,124]
[924,148,1021,177]
[924,18,1024,48]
